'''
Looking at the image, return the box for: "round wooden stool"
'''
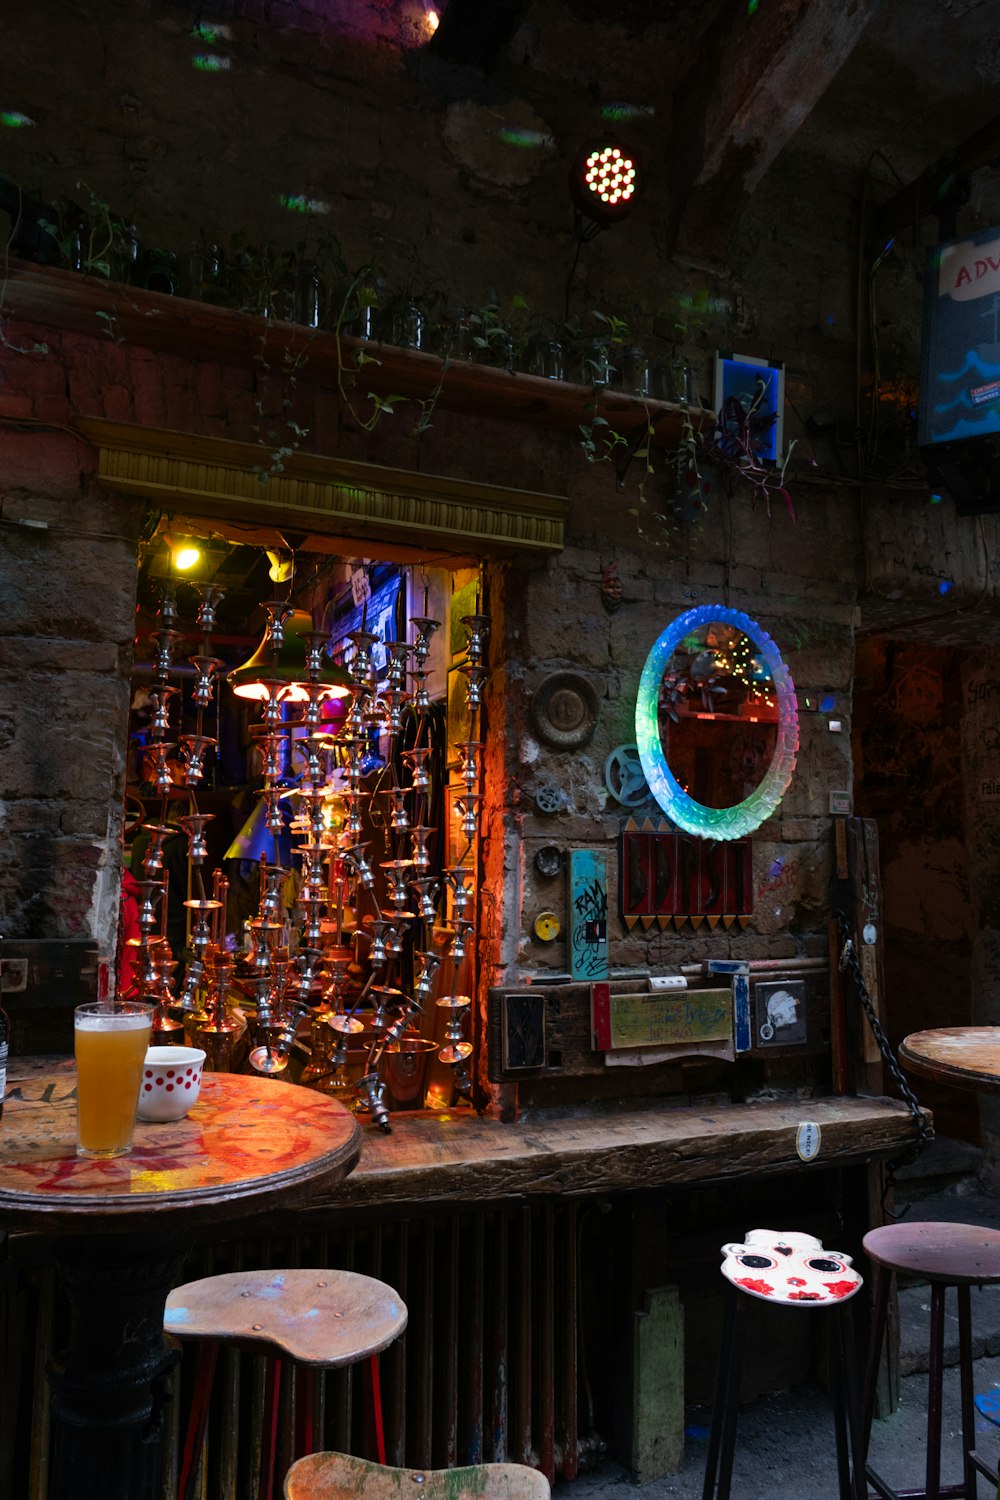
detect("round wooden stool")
[861,1221,1000,1500]
[283,1451,551,1498]
[703,1229,866,1500]
[165,1268,407,1500]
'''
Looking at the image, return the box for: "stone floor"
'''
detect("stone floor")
[555,1152,1000,1497]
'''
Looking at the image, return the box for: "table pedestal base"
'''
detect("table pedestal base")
[47,1230,188,1500]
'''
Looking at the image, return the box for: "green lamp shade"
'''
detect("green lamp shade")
[228,609,352,700]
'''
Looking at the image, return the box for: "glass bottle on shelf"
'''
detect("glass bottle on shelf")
[528,335,565,381]
[619,343,652,398]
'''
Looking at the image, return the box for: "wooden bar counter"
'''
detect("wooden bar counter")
[311,1092,924,1211]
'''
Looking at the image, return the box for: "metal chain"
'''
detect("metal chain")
[834,908,934,1159]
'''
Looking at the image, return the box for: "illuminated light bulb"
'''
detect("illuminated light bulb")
[572,139,642,224]
[427,8,440,29]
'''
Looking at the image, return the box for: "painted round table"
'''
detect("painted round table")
[898,1027,1000,1095]
[0,1066,361,1500]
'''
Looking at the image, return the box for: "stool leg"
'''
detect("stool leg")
[842,1304,868,1500]
[702,1285,738,1500]
[957,1285,975,1500]
[294,1367,317,1460]
[258,1356,282,1500]
[177,1339,219,1500]
[829,1309,852,1500]
[862,1264,892,1459]
[363,1353,387,1465]
[830,1303,868,1500]
[926,1284,946,1500]
[702,1286,747,1500]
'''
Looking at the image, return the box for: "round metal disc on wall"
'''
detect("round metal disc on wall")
[534,785,566,815]
[529,671,600,749]
[533,911,561,942]
[534,845,562,877]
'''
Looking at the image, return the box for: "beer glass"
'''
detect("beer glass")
[74,1001,153,1158]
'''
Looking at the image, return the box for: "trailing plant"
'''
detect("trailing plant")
[705,379,798,521]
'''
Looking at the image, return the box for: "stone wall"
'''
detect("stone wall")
[4,1,1000,1119]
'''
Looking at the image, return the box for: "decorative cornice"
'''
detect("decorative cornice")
[75,418,567,558]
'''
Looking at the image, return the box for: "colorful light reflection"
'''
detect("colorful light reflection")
[0,111,34,128]
[635,605,799,840]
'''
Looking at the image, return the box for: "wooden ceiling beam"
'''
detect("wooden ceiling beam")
[666,0,879,258]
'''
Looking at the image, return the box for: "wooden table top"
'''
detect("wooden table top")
[0,1066,361,1231]
[899,1027,1000,1095]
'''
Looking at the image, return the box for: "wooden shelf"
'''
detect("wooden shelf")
[3,259,713,448]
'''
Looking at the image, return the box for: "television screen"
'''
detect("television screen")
[919,224,1000,449]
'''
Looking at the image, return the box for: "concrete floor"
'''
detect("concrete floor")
[554,1170,1000,1498]
[554,1353,1000,1497]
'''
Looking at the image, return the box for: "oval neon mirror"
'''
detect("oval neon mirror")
[635,605,799,839]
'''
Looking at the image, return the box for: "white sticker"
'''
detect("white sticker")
[796,1121,821,1162]
[863,922,877,945]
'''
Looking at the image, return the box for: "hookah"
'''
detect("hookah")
[125,554,492,1124]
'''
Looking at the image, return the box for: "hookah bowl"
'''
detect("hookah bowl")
[408,615,441,663]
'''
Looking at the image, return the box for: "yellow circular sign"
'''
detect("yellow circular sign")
[532,911,560,942]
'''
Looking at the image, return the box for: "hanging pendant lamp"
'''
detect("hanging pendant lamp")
[228,604,353,701]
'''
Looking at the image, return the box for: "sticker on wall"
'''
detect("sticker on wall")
[755,979,807,1047]
[796,1122,822,1162]
[568,849,609,981]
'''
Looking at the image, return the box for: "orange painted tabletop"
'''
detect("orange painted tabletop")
[0,1066,362,1231]
[898,1027,1000,1095]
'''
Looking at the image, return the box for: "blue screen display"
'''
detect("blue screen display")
[920,225,1000,448]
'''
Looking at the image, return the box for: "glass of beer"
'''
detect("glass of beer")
[74,1001,153,1158]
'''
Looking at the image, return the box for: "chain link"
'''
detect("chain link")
[835,908,934,1160]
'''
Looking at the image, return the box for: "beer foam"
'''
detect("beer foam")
[75,1010,152,1031]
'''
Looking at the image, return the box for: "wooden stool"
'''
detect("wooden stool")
[703,1229,866,1500]
[165,1268,407,1500]
[283,1451,551,1498]
[862,1221,1000,1499]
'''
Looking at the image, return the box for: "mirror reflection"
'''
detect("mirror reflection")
[657,623,779,810]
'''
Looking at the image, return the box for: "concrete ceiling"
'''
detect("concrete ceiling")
[426,0,1000,252]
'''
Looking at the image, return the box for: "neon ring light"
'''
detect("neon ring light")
[635,605,799,840]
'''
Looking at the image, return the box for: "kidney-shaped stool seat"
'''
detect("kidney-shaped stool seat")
[165,1269,407,1500]
[284,1452,551,1499]
[704,1229,866,1500]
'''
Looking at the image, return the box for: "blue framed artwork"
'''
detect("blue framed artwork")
[713,352,785,465]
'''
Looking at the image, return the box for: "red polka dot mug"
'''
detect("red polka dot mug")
[137,1046,207,1122]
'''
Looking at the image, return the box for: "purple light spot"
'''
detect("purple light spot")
[768,858,783,879]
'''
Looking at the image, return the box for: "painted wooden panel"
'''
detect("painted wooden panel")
[592,986,731,1052]
[567,850,609,981]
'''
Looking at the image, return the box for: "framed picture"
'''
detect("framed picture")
[713,352,785,465]
[755,978,807,1047]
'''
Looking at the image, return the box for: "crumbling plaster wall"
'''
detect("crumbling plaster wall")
[3,1,1000,1020]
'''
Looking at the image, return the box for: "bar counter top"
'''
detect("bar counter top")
[5,1059,924,1214]
[317,1092,925,1211]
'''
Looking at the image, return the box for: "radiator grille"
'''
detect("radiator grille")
[2,1200,592,1498]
